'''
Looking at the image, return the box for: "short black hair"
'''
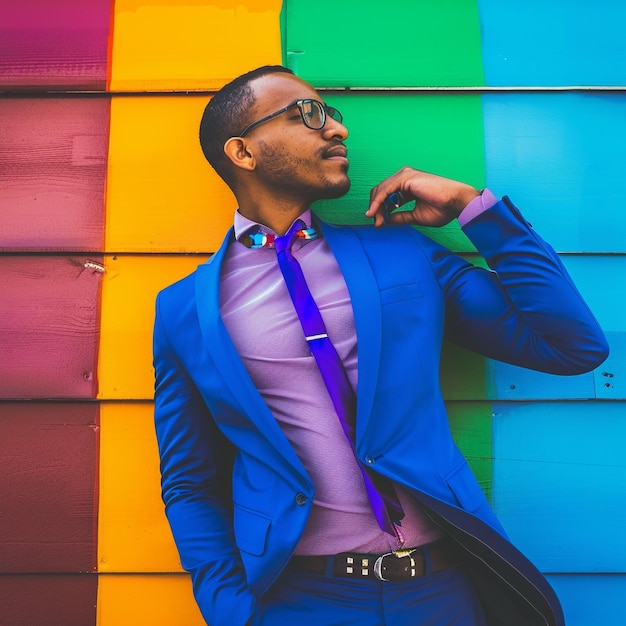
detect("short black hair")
[199,65,294,186]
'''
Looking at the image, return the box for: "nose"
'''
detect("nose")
[322,116,348,141]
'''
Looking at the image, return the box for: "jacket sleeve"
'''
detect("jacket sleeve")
[414,196,609,374]
[153,292,257,626]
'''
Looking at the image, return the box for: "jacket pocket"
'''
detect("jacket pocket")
[444,461,484,513]
[380,282,423,305]
[234,505,271,556]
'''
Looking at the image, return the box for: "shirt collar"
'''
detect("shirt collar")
[233,208,313,242]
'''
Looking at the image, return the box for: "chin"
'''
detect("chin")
[320,176,351,200]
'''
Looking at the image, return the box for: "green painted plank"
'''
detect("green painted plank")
[284,0,484,87]
[446,401,493,502]
[313,92,486,252]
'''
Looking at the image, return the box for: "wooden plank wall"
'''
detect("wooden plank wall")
[0,1,281,624]
[284,0,626,624]
[1,1,624,624]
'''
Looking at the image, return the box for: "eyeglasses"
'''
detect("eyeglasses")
[238,98,343,137]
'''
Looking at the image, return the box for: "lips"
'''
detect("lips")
[322,144,348,162]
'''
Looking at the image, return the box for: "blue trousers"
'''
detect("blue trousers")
[254,564,487,625]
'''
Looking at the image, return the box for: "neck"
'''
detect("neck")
[234,188,310,235]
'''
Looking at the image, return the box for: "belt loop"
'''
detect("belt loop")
[324,555,334,578]
[421,544,433,575]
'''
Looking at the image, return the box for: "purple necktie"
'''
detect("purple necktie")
[273,219,404,537]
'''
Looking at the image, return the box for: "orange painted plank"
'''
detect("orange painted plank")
[105,96,233,253]
[98,402,181,573]
[0,402,98,573]
[109,0,282,92]
[97,574,204,625]
[0,98,109,251]
[98,254,206,400]
[0,256,104,399]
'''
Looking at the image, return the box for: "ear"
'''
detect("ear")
[223,137,256,172]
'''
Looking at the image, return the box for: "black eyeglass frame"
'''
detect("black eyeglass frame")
[237,98,343,137]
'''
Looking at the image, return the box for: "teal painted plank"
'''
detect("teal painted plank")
[487,332,624,401]
[492,402,626,572]
[284,0,484,87]
[486,252,621,401]
[479,0,626,87]
[547,575,626,626]
[487,363,596,401]
[483,93,626,252]
[560,257,625,333]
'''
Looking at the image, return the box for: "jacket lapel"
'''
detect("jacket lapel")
[194,229,309,480]
[318,220,382,443]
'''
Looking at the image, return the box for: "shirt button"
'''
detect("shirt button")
[295,493,307,506]
[365,455,374,465]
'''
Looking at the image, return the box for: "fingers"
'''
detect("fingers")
[366,167,480,228]
[366,167,416,227]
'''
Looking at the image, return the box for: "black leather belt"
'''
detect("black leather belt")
[288,537,463,583]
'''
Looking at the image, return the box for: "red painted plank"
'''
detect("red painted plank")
[0,98,109,251]
[0,256,103,399]
[0,574,97,625]
[0,402,99,573]
[0,0,112,90]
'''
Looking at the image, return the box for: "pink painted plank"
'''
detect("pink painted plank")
[0,402,99,573]
[0,256,103,399]
[0,0,112,90]
[0,98,109,251]
[0,574,97,625]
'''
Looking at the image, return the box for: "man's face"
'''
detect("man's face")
[244,73,351,202]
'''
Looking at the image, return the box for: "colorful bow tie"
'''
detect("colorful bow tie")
[241,226,318,249]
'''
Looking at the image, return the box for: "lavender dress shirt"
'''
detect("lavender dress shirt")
[219,190,496,555]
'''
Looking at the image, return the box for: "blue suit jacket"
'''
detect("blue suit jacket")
[153,197,608,626]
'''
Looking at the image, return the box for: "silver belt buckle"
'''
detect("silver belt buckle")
[373,550,417,582]
[373,552,394,581]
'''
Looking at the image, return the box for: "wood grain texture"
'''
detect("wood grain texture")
[0,402,98,573]
[0,574,97,626]
[0,98,109,251]
[284,0,484,87]
[104,95,234,253]
[479,0,626,86]
[97,254,206,400]
[97,574,204,625]
[98,402,180,573]
[312,92,486,253]
[109,0,282,92]
[0,256,104,399]
[0,0,111,90]
[492,402,626,573]
[446,402,493,501]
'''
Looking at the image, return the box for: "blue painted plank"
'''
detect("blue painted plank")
[479,0,626,86]
[492,402,626,572]
[483,93,626,252]
[547,575,626,626]
[561,257,626,333]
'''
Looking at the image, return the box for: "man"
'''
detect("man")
[153,65,608,626]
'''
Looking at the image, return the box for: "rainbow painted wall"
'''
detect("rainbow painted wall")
[1,1,625,624]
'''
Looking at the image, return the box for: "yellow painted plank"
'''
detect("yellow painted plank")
[105,95,235,253]
[98,402,181,572]
[97,574,205,625]
[109,0,282,91]
[98,254,206,400]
